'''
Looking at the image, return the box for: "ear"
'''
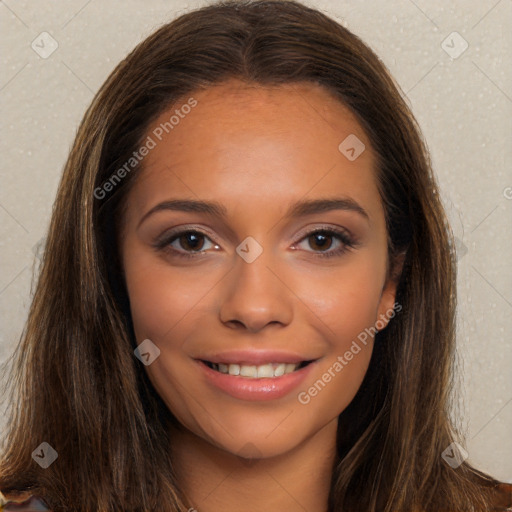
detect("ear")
[376,250,406,331]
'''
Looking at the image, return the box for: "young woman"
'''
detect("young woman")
[1,1,510,511]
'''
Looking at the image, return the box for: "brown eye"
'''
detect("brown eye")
[176,232,207,252]
[295,228,356,258]
[307,232,335,251]
[154,229,218,258]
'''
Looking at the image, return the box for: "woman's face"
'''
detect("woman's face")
[120,79,399,459]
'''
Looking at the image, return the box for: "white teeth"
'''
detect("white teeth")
[210,362,302,378]
[240,365,258,377]
[257,364,274,378]
[285,363,297,374]
[228,364,240,376]
[274,363,286,377]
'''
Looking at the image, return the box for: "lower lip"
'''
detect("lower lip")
[196,360,316,401]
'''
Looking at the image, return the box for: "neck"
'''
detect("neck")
[169,418,338,512]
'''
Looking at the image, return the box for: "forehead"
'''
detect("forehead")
[124,79,383,228]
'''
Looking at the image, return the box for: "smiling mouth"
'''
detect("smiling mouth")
[201,360,314,379]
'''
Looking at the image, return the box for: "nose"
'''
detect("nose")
[219,249,294,333]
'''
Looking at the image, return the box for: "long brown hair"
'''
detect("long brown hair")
[0,1,504,510]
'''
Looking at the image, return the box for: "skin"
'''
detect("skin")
[119,79,401,512]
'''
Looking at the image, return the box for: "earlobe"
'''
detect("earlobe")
[376,286,398,331]
[376,250,406,331]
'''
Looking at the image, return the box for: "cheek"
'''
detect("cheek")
[287,253,385,412]
[123,250,214,424]
[288,251,386,349]
[123,246,218,343]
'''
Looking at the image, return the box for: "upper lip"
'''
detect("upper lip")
[196,350,318,366]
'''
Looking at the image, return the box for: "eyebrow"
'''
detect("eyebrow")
[137,197,370,228]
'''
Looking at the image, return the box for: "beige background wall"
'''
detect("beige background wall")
[1,0,511,482]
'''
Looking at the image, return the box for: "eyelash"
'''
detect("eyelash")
[153,226,357,260]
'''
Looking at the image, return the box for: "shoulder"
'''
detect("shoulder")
[492,481,512,511]
[0,489,51,511]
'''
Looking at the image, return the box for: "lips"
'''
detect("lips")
[193,350,320,401]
